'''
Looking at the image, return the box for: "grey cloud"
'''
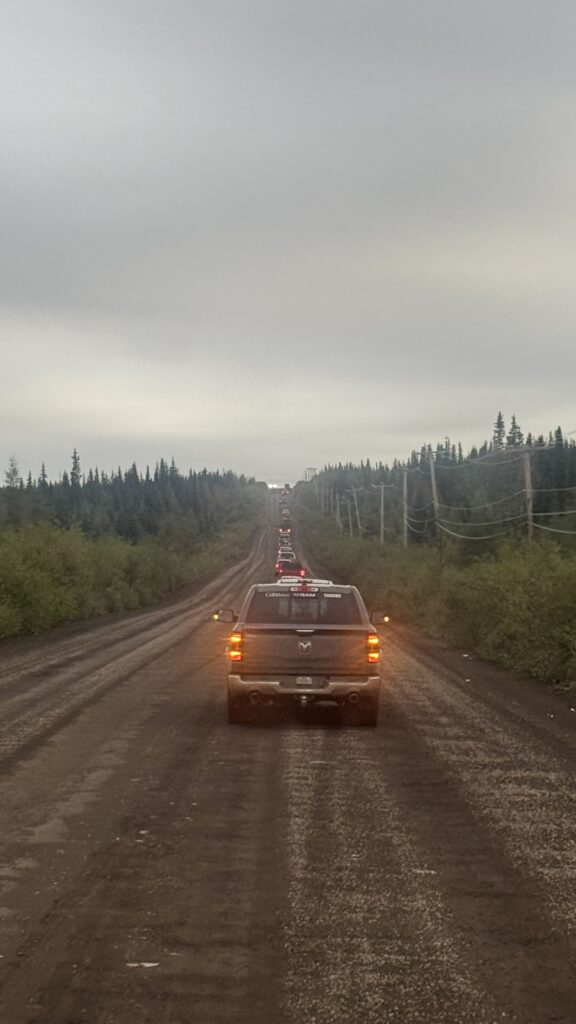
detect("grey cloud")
[2,0,576,481]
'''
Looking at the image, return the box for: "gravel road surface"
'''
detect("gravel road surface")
[1,528,575,1023]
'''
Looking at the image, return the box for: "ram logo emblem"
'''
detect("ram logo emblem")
[298,640,312,654]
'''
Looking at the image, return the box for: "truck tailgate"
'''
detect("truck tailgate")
[241,626,369,675]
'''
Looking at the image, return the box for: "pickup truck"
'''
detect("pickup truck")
[274,557,306,577]
[214,577,381,725]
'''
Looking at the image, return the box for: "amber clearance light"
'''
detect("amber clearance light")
[228,632,243,662]
[367,633,380,663]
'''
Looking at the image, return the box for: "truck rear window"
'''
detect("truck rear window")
[245,590,363,625]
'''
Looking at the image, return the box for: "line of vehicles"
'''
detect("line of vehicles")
[212,485,384,727]
[274,487,307,578]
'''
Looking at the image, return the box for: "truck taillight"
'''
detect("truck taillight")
[367,633,380,663]
[228,632,243,662]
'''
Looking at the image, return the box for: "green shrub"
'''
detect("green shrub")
[0,512,261,640]
[298,504,576,691]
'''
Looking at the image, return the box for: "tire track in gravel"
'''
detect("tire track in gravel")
[0,655,284,1024]
[383,638,576,943]
[279,726,501,1024]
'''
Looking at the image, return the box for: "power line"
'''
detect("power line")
[532,509,576,518]
[432,454,526,471]
[533,522,576,535]
[436,488,527,511]
[437,522,518,540]
[437,511,527,528]
[531,485,576,494]
[407,521,428,535]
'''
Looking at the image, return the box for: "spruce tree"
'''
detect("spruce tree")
[4,455,20,488]
[71,449,81,487]
[506,414,524,447]
[493,412,506,450]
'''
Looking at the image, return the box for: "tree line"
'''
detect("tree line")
[310,414,576,550]
[295,414,576,692]
[1,451,264,552]
[0,452,266,637]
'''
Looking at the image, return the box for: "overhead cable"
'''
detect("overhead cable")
[437,510,526,528]
[532,523,576,535]
[433,455,525,471]
[407,522,428,535]
[531,485,576,494]
[436,488,526,511]
[437,523,518,540]
[532,509,576,517]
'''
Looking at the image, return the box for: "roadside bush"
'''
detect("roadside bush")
[297,504,576,691]
[0,514,261,640]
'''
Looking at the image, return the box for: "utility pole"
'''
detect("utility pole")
[352,487,362,536]
[347,499,353,537]
[336,492,342,533]
[379,481,385,545]
[329,488,334,517]
[524,449,533,541]
[428,449,439,526]
[402,470,408,548]
[428,448,444,564]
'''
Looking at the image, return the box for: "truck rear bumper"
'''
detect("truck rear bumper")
[228,674,380,704]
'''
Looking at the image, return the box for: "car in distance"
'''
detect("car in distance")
[275,557,306,577]
[214,577,381,725]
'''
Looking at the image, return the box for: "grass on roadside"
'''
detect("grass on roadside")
[297,503,576,694]
[0,515,261,639]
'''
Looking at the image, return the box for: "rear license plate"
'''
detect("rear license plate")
[296,676,314,686]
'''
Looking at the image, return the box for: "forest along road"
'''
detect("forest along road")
[1,534,576,1023]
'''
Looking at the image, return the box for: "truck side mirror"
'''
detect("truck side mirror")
[212,608,235,623]
[370,612,390,628]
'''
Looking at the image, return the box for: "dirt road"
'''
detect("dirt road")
[1,528,576,1023]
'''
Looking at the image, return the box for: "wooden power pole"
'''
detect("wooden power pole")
[402,470,408,548]
[428,449,439,525]
[352,487,362,536]
[336,492,342,533]
[524,450,533,541]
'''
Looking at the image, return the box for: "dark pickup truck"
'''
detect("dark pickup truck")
[214,577,381,725]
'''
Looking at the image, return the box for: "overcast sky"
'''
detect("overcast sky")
[2,1,575,484]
